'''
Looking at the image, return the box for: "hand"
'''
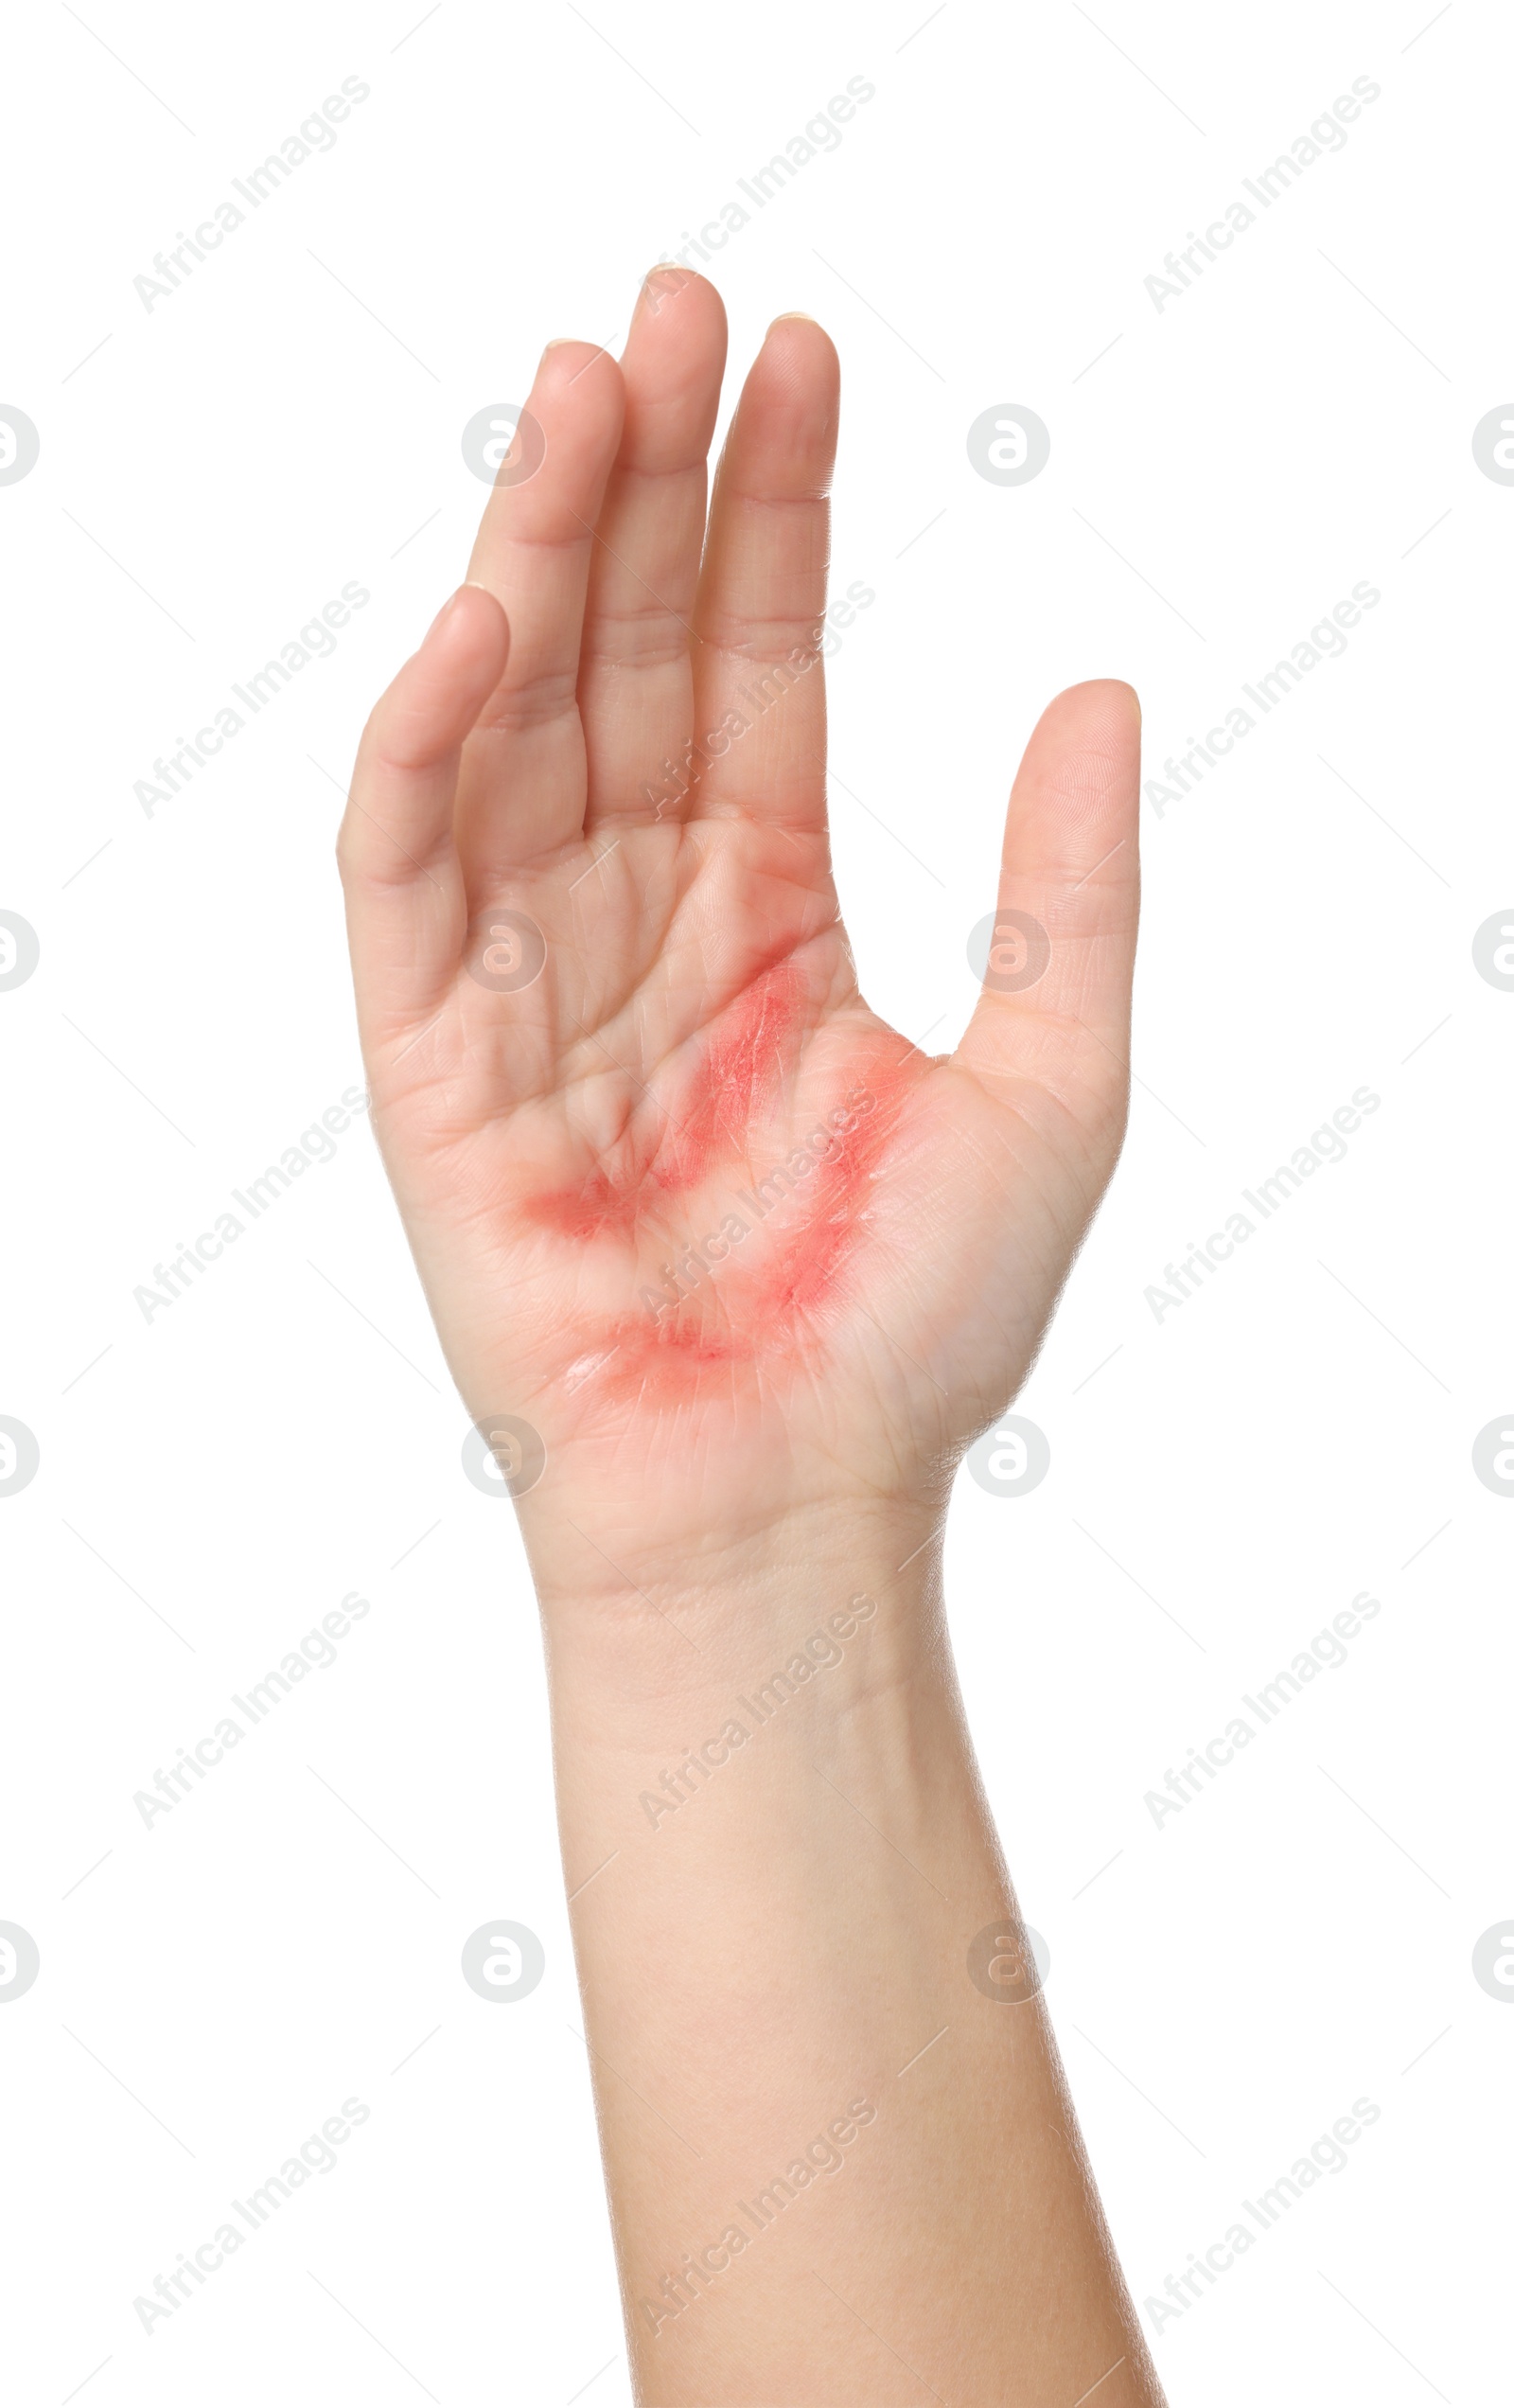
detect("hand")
[338,271,1140,1589]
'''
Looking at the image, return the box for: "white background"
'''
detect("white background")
[2,2,1509,2400]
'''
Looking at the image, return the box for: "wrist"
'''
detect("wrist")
[521,1491,955,1779]
[521,1485,944,1649]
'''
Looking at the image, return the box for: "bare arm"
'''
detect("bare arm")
[339,267,1162,2405]
[540,1522,1162,2404]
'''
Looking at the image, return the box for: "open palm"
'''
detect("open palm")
[339,272,1140,1571]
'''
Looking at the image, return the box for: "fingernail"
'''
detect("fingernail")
[638,263,691,310]
[769,311,818,327]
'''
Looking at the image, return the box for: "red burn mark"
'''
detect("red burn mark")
[525,1168,635,1243]
[522,964,808,1239]
[653,961,806,1193]
[747,1050,909,1322]
[569,1045,918,1404]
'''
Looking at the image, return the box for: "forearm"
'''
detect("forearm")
[532,1503,1164,2407]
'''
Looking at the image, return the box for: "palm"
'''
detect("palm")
[341,276,1139,1556]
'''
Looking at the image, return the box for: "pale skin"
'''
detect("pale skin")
[339,268,1163,2405]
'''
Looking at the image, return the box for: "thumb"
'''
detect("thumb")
[955,678,1141,1123]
